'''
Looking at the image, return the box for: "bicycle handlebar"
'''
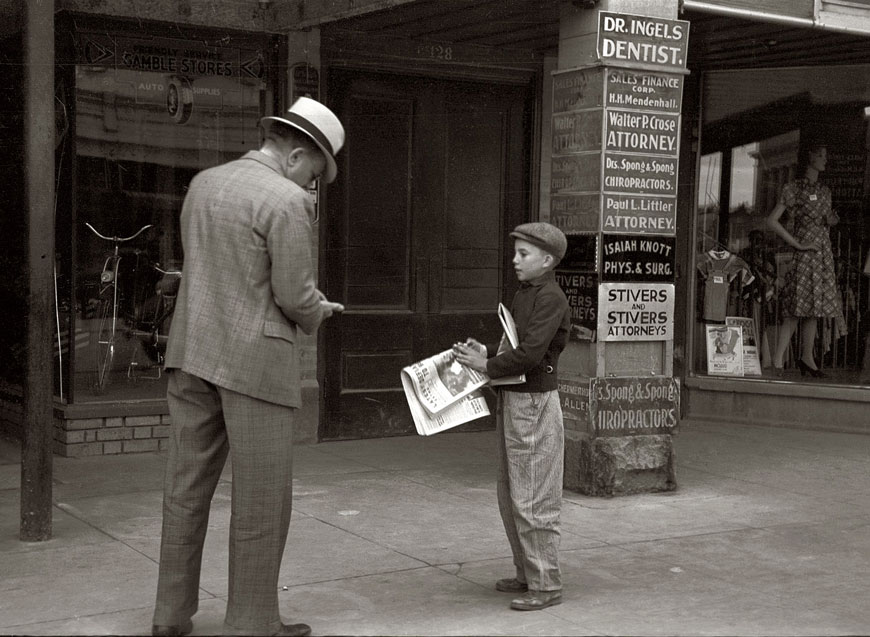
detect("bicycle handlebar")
[153,264,182,276]
[85,222,153,243]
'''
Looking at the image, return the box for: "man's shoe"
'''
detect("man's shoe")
[274,623,312,636]
[495,577,528,593]
[510,590,562,611]
[152,619,193,636]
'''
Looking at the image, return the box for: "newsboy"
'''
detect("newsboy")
[454,221,571,611]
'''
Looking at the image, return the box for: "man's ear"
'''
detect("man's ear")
[285,146,305,168]
[543,253,554,268]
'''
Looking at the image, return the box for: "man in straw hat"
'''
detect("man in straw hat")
[152,97,345,637]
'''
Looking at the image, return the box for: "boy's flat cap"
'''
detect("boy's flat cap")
[510,222,567,260]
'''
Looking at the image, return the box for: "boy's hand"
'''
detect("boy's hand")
[462,338,486,356]
[452,342,488,373]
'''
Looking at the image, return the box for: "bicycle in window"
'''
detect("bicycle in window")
[85,222,181,391]
[127,262,181,381]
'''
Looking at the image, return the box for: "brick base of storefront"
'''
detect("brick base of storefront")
[1,379,321,457]
[54,413,172,457]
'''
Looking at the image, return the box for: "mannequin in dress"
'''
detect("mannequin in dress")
[766,142,845,378]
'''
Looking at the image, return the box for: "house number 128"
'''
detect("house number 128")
[416,44,453,61]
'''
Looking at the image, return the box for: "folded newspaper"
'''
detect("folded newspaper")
[401,303,524,436]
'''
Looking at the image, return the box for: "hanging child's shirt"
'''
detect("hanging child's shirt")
[697,249,755,321]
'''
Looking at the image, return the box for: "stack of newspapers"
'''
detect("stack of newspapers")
[401,304,524,436]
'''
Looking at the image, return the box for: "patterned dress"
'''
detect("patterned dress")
[779,178,846,331]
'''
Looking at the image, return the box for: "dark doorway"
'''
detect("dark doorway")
[321,69,533,439]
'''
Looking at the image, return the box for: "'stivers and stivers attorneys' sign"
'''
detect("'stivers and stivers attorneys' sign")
[555,270,598,339]
[597,283,675,341]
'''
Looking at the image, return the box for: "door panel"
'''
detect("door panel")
[322,70,530,440]
[442,104,504,311]
[342,93,412,308]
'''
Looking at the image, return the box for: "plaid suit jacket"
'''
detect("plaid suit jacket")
[164,150,325,407]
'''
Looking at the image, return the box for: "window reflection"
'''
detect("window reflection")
[69,33,266,402]
[695,66,870,383]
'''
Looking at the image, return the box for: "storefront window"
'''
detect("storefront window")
[68,29,269,402]
[693,64,870,384]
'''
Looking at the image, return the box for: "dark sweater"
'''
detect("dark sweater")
[485,270,570,392]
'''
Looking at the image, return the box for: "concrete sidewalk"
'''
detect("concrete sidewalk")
[1,420,869,636]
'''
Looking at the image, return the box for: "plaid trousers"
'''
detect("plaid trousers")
[153,370,296,635]
[496,389,564,592]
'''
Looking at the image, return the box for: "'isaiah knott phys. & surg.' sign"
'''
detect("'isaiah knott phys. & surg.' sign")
[601,234,675,282]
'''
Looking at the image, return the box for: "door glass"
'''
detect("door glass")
[442,105,504,310]
[697,151,722,253]
[342,94,412,308]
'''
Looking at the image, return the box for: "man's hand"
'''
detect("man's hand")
[320,300,345,319]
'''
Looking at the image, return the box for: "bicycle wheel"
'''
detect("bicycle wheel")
[94,262,120,392]
[95,296,115,391]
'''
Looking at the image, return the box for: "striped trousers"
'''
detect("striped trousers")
[496,389,564,592]
[153,370,296,636]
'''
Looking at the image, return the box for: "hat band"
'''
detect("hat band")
[281,111,335,157]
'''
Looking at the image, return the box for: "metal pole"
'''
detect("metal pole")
[682,0,870,36]
[21,0,55,542]
[680,1,816,28]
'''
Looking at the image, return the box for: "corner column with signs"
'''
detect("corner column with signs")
[553,10,688,496]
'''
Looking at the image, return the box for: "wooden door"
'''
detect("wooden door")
[321,70,531,439]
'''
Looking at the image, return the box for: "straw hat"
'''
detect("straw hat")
[260,97,345,183]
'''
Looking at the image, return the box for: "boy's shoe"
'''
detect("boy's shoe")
[510,590,562,611]
[495,577,528,593]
